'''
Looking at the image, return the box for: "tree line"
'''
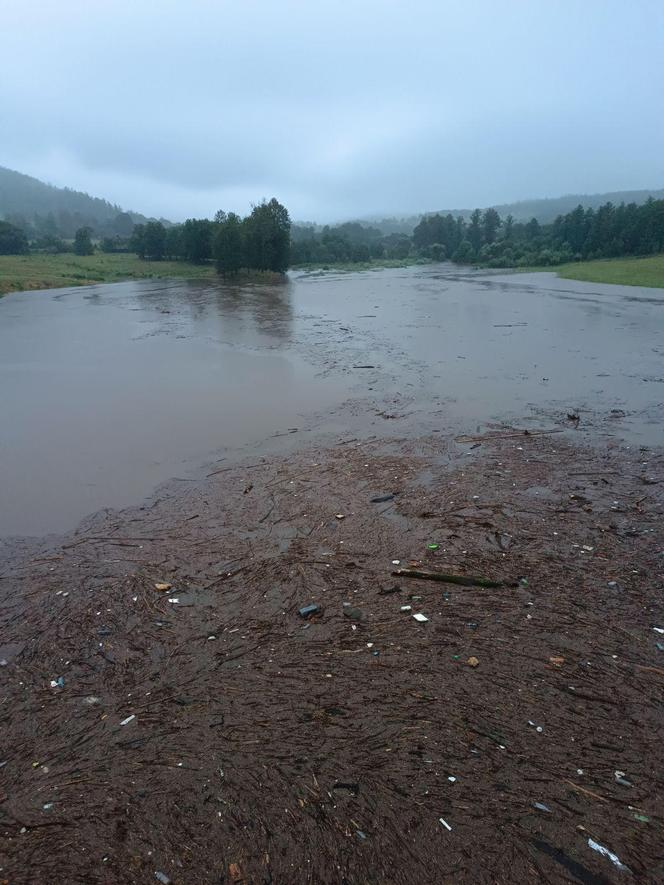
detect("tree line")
[412,198,664,267]
[129,199,291,273]
[3,194,664,270]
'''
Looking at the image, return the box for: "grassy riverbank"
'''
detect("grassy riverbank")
[0,253,217,295]
[529,254,664,288]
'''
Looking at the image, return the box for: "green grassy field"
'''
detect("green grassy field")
[0,253,217,296]
[541,254,664,288]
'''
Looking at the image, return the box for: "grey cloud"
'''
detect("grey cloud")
[2,0,663,220]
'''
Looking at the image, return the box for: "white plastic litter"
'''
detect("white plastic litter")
[587,838,631,872]
[439,817,452,831]
[413,613,429,622]
[119,714,136,726]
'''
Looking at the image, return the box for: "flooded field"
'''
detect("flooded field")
[2,265,664,885]
[1,265,663,536]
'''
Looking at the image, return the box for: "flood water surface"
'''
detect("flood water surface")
[1,266,662,536]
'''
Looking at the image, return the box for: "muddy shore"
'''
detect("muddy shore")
[1,426,663,884]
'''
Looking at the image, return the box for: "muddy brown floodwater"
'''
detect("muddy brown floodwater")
[1,266,663,884]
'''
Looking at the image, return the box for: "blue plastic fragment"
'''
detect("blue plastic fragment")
[298,604,320,619]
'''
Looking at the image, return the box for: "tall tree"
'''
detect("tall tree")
[73,226,94,255]
[214,212,245,275]
[482,208,501,244]
[243,198,291,272]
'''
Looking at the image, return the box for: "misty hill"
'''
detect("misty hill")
[0,166,165,237]
[365,187,664,235]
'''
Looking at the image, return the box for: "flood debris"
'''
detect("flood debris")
[587,837,632,873]
[412,613,429,623]
[119,714,136,726]
[392,568,509,588]
[49,677,64,688]
[438,817,452,831]
[298,603,321,618]
[378,584,401,595]
[343,606,365,621]
[614,770,633,787]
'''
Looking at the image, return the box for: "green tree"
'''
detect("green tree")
[244,198,291,272]
[467,209,483,253]
[144,222,166,260]
[482,208,501,244]
[73,226,94,255]
[214,212,245,275]
[452,239,475,263]
[0,221,29,254]
[181,218,214,263]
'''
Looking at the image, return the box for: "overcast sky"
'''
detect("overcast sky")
[2,0,663,222]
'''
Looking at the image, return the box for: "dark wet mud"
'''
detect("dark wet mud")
[1,430,663,884]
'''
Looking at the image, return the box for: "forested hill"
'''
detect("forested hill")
[364,188,664,235]
[0,166,162,236]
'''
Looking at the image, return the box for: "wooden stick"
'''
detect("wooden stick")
[391,568,509,588]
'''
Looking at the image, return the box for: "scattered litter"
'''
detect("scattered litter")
[614,770,633,787]
[83,696,101,706]
[335,514,345,520]
[154,583,172,591]
[528,720,543,733]
[0,659,7,667]
[656,643,664,652]
[371,650,380,656]
[467,656,479,668]
[392,560,401,565]
[413,613,429,623]
[653,627,664,634]
[367,643,374,648]
[400,605,412,612]
[42,802,54,811]
[298,604,320,619]
[582,545,594,552]
[427,544,440,551]
[533,802,551,813]
[155,873,171,885]
[167,598,179,604]
[207,635,216,641]
[119,714,136,726]
[587,837,631,873]
[371,494,395,503]
[634,814,650,823]
[49,677,65,689]
[355,830,367,840]
[549,656,565,667]
[447,776,457,783]
[438,817,452,831]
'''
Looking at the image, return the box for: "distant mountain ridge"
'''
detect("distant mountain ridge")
[0,165,167,234]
